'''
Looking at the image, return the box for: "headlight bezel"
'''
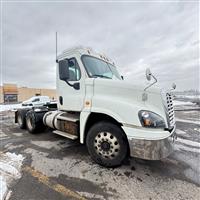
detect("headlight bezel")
[138,110,166,129]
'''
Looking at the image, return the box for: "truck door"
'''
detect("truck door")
[57,57,85,111]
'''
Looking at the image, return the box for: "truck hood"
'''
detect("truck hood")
[93,79,161,95]
[90,78,167,127]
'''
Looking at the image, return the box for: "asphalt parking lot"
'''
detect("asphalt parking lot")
[0,104,200,200]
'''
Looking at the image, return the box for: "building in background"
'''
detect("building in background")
[0,84,56,104]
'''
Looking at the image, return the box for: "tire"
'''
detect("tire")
[86,121,128,167]
[26,110,45,134]
[17,110,27,129]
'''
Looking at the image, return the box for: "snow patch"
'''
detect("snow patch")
[0,163,21,179]
[176,138,200,148]
[175,144,200,154]
[175,117,200,125]
[175,129,186,135]
[173,100,195,106]
[0,176,7,200]
[78,191,105,200]
[0,133,8,138]
[175,136,200,153]
[12,133,23,137]
[194,128,200,132]
[0,152,24,200]
[175,95,200,99]
[0,104,22,112]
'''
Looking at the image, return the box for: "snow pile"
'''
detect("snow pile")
[0,152,24,200]
[173,100,195,106]
[177,137,200,148]
[0,104,22,112]
[175,129,200,154]
[173,100,199,110]
[175,118,200,125]
[0,177,7,200]
[175,95,200,99]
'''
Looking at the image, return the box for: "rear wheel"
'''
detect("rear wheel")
[26,110,45,133]
[17,110,26,129]
[86,121,128,167]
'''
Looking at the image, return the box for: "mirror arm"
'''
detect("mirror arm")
[64,79,73,87]
[64,79,80,90]
[170,87,176,91]
[144,74,157,91]
[170,83,176,91]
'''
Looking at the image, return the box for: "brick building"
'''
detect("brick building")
[0,84,56,104]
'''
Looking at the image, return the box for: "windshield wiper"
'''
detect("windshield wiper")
[91,74,112,79]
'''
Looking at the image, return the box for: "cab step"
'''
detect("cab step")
[53,130,78,140]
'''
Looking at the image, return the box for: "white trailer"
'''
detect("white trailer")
[15,47,176,167]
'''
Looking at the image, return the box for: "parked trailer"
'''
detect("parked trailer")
[15,47,176,167]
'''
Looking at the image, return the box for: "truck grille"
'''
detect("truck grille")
[166,93,175,127]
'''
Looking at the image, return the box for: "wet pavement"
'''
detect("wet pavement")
[0,107,199,200]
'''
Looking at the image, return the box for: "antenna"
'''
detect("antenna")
[56,32,58,63]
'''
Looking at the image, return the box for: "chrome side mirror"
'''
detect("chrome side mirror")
[144,68,157,91]
[146,68,152,81]
[172,83,176,90]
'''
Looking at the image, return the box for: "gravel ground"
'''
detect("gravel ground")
[0,107,199,200]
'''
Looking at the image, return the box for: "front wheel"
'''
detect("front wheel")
[86,121,128,167]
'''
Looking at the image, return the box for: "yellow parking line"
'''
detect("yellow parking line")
[23,166,87,200]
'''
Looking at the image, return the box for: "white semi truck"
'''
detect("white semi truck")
[15,47,176,167]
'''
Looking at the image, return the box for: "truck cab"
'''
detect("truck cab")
[16,47,176,167]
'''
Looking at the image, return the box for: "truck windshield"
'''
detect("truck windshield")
[82,55,121,80]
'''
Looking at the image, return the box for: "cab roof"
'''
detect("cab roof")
[57,46,115,65]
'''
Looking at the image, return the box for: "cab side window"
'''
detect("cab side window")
[68,58,81,81]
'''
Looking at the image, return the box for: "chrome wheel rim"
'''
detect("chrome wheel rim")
[94,132,120,159]
[18,115,23,126]
[27,116,33,130]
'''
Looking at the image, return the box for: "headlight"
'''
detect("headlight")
[138,110,166,128]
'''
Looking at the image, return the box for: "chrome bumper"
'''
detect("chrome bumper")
[127,126,176,160]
